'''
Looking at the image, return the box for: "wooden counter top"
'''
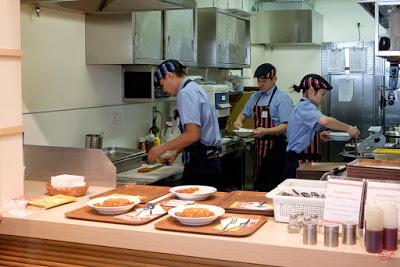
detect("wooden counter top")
[0,181,398,267]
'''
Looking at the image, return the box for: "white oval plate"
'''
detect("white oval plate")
[168,204,225,226]
[87,195,141,215]
[170,185,217,201]
[233,128,254,137]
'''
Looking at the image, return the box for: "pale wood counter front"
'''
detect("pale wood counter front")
[0,181,398,267]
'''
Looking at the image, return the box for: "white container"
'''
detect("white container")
[266,179,327,223]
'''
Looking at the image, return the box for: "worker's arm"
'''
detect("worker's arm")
[319,116,359,138]
[147,124,200,162]
[253,123,287,138]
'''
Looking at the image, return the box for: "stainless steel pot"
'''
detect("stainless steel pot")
[85,134,103,149]
[385,130,400,145]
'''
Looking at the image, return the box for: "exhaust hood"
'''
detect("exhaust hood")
[251,9,323,46]
[20,0,196,13]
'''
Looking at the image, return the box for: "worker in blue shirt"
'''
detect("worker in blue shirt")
[147,59,222,189]
[234,63,293,192]
[284,74,360,178]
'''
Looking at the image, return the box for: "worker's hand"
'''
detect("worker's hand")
[161,150,180,165]
[253,127,267,138]
[147,145,164,163]
[320,131,331,142]
[347,126,360,138]
[233,120,243,129]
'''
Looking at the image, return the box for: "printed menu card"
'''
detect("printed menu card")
[323,177,364,227]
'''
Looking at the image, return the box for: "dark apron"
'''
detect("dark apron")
[175,79,222,190]
[284,100,321,178]
[253,87,287,192]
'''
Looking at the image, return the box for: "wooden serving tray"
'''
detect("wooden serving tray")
[160,192,229,210]
[155,213,267,237]
[347,159,400,171]
[89,184,171,203]
[65,204,166,225]
[219,191,273,216]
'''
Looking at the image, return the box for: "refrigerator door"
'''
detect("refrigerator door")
[325,74,377,161]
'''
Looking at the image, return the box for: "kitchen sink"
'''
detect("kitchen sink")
[102,147,144,162]
[102,147,146,173]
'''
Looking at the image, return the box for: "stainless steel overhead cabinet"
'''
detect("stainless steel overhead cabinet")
[86,12,163,65]
[197,8,251,68]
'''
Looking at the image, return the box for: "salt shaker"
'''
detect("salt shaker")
[342,222,357,245]
[288,214,301,233]
[303,219,318,245]
[297,211,304,228]
[324,224,339,247]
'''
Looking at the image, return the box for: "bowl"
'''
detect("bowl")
[233,128,254,137]
[170,185,217,201]
[168,204,225,226]
[46,182,89,197]
[87,195,141,215]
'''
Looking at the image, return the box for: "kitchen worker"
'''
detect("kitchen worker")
[284,74,360,178]
[147,59,222,189]
[234,63,293,192]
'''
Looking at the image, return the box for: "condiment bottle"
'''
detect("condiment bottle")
[365,203,383,253]
[288,213,301,233]
[324,224,339,247]
[382,202,398,251]
[342,222,357,245]
[303,216,317,245]
[297,211,304,229]
[138,137,146,152]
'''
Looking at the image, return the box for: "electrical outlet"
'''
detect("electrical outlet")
[111,111,122,124]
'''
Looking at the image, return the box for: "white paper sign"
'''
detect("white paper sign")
[338,78,354,102]
[366,181,400,239]
[323,177,364,227]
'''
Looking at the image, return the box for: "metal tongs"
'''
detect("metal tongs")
[354,126,359,154]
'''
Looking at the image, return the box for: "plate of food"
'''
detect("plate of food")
[170,185,217,201]
[233,128,254,137]
[87,195,141,215]
[328,132,351,141]
[168,204,225,226]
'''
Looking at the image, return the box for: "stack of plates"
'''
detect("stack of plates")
[328,132,351,141]
[347,158,400,180]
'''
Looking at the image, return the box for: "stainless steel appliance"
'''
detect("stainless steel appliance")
[251,9,323,46]
[201,84,232,118]
[21,0,196,14]
[321,41,385,161]
[123,65,169,102]
[102,147,146,173]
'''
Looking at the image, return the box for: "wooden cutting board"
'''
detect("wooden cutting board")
[89,184,171,203]
[219,191,274,216]
[155,213,267,237]
[160,192,229,211]
[65,204,166,225]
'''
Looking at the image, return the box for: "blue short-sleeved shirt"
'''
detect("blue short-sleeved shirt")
[177,78,221,147]
[286,97,323,153]
[242,86,293,126]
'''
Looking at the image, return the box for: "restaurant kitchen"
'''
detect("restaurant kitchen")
[1,0,400,266]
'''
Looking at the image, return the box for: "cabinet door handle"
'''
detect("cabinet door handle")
[167,35,171,52]
[134,31,138,48]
